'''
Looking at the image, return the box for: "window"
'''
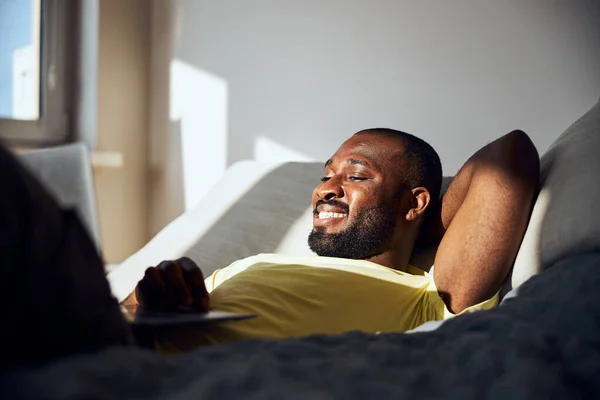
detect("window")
[0,0,73,145]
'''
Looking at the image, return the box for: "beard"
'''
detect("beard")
[308,202,398,260]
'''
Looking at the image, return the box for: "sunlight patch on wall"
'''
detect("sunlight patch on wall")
[170,59,228,211]
[254,136,316,164]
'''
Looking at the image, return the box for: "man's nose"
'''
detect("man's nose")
[318,177,344,200]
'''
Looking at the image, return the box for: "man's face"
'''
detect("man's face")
[308,133,409,259]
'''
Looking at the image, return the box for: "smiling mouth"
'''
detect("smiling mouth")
[317,211,347,219]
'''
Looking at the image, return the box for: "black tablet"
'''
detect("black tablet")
[121,305,256,327]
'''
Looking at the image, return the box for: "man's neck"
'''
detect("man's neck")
[363,230,419,272]
[365,250,411,272]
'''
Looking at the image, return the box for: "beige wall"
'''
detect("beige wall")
[94,0,150,262]
[147,0,184,237]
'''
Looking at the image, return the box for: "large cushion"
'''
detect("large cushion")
[509,97,600,291]
[182,162,321,275]
[108,161,320,301]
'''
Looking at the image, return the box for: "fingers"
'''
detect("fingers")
[160,261,192,307]
[177,257,210,312]
[136,266,174,309]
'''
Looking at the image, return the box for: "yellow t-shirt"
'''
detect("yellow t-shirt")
[156,254,498,352]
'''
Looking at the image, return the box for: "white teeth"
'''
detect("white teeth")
[318,212,346,219]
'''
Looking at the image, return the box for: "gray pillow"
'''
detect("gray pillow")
[539,97,600,265]
[183,162,323,277]
[509,97,600,291]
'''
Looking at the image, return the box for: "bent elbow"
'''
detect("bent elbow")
[484,130,540,185]
[506,130,540,182]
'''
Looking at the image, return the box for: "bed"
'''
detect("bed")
[2,97,599,399]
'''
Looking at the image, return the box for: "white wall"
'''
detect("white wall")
[148,0,600,234]
[169,0,600,176]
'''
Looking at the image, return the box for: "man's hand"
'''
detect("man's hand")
[134,257,210,312]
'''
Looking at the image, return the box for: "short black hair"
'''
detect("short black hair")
[354,128,443,207]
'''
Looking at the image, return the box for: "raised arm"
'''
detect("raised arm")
[432,130,539,313]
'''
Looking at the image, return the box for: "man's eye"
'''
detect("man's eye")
[320,177,331,182]
[349,176,367,181]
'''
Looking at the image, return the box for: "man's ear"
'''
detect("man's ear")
[406,187,431,222]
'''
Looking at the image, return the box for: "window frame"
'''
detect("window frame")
[0,0,73,146]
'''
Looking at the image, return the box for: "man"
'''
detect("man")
[125,128,539,351]
[0,128,538,367]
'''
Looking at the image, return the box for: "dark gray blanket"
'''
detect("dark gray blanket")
[2,253,600,399]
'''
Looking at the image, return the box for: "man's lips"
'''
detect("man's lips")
[313,199,349,215]
[313,200,348,224]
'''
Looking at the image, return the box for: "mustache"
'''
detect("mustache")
[313,199,349,215]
